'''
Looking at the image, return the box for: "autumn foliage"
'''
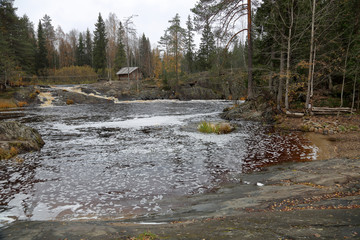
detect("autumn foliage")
[53,66,98,84]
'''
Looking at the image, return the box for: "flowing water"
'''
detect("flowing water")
[0,100,317,226]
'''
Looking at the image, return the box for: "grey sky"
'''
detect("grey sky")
[14,0,198,45]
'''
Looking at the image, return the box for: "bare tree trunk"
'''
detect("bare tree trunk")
[136,72,139,92]
[269,46,275,95]
[126,38,130,88]
[242,40,247,69]
[247,0,254,100]
[340,38,351,107]
[4,70,7,88]
[285,0,294,110]
[358,85,360,110]
[328,74,333,90]
[277,48,285,111]
[352,70,358,113]
[175,33,178,86]
[310,44,317,98]
[305,0,316,110]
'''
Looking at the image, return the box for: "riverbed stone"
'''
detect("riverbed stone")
[0,121,44,159]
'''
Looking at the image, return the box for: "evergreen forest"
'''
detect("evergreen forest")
[0,0,359,111]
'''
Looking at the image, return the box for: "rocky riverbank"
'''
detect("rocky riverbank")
[220,98,275,122]
[275,114,360,160]
[1,156,359,239]
[0,121,44,160]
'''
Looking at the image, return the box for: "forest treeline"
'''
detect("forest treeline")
[0,0,245,84]
[191,0,359,110]
[0,0,359,109]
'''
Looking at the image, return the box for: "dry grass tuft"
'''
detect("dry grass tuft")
[198,121,235,134]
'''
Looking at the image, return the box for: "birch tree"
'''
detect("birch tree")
[105,13,119,81]
[123,15,137,86]
[192,0,255,100]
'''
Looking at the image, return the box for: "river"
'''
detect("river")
[0,100,317,226]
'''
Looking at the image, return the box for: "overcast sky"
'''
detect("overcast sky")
[14,0,199,46]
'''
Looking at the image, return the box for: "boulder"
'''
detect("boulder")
[0,121,45,159]
[221,97,275,122]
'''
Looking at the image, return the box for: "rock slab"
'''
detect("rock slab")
[0,121,45,159]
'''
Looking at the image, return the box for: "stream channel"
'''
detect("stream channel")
[0,99,317,227]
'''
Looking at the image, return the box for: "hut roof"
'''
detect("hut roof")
[116,67,139,75]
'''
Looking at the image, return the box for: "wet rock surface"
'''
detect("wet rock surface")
[1,157,359,239]
[0,121,44,159]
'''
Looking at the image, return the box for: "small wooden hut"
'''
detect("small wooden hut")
[116,67,142,81]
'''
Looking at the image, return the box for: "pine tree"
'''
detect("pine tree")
[159,13,185,85]
[0,0,18,59]
[114,22,126,71]
[139,33,152,77]
[0,0,37,76]
[184,15,195,73]
[41,14,57,69]
[16,15,37,74]
[197,18,215,71]
[76,33,85,66]
[36,20,48,75]
[84,29,93,67]
[93,13,107,75]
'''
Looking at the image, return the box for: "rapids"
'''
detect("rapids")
[0,100,317,226]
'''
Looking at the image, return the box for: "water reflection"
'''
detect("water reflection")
[0,100,316,225]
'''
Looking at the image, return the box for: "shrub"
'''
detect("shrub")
[29,92,37,99]
[66,99,74,105]
[9,147,18,157]
[338,125,346,132]
[349,125,359,131]
[17,101,28,107]
[54,65,98,84]
[0,148,9,160]
[0,147,18,160]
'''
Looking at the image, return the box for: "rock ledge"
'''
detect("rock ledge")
[0,121,44,159]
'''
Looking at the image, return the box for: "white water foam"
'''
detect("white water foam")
[51,112,220,133]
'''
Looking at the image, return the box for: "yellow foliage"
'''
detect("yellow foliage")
[0,99,17,109]
[152,48,162,79]
[9,147,18,156]
[66,99,74,105]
